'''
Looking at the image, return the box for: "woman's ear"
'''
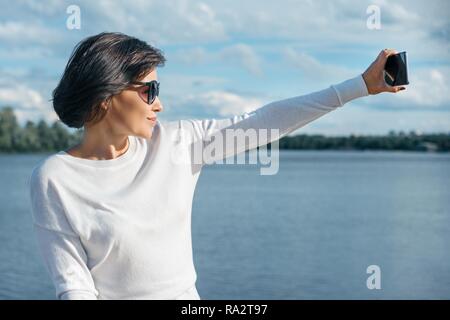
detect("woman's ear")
[100,98,112,111]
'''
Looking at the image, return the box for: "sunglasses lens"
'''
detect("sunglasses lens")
[147,83,155,104]
[137,82,159,104]
[149,82,159,104]
[138,86,148,103]
[150,83,155,103]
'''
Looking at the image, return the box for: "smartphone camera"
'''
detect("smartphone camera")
[384,51,409,86]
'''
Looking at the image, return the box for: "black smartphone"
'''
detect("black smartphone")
[384,51,409,86]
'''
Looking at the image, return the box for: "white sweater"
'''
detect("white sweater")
[28,75,368,299]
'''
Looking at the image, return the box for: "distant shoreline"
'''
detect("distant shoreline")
[275,132,450,152]
[1,107,449,153]
[1,144,449,154]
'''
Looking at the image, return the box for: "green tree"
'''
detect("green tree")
[0,107,20,152]
[36,119,54,151]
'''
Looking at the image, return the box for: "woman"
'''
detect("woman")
[29,32,405,300]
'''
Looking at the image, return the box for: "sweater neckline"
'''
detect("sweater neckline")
[56,135,138,168]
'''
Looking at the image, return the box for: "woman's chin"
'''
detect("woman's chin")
[135,127,154,140]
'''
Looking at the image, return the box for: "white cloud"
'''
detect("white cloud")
[0,67,57,125]
[169,43,264,76]
[397,68,449,108]
[282,48,356,83]
[0,83,57,124]
[192,90,263,116]
[0,46,53,59]
[0,21,61,45]
[15,0,66,16]
[162,85,450,136]
[161,88,265,120]
[373,0,421,24]
[159,73,228,96]
[299,102,450,136]
[359,66,450,111]
[80,0,228,46]
[281,47,450,112]
[219,44,264,77]
[0,86,44,109]
[168,47,212,65]
[3,0,449,57]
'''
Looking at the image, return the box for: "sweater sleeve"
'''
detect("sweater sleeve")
[33,224,99,300]
[29,166,99,300]
[178,74,369,166]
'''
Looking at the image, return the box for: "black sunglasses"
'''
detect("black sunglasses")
[131,80,160,105]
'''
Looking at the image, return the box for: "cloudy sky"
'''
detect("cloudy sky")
[0,0,449,135]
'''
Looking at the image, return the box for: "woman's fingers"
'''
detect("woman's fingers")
[363,48,406,94]
[378,48,398,65]
[375,49,397,70]
[379,49,405,93]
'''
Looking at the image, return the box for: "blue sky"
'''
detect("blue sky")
[0,0,449,135]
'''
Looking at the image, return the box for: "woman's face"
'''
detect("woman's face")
[106,68,163,140]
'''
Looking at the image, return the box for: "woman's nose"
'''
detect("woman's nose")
[151,97,163,112]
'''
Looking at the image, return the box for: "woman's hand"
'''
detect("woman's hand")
[362,49,406,95]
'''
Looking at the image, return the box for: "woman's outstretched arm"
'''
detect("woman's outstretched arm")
[175,49,405,166]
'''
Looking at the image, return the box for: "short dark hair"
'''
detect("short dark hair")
[52,32,166,128]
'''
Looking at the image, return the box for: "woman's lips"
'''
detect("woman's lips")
[146,117,157,122]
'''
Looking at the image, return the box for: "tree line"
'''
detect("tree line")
[1,106,449,153]
[0,107,82,153]
[278,132,450,152]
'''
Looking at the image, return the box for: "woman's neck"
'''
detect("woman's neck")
[66,124,130,160]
